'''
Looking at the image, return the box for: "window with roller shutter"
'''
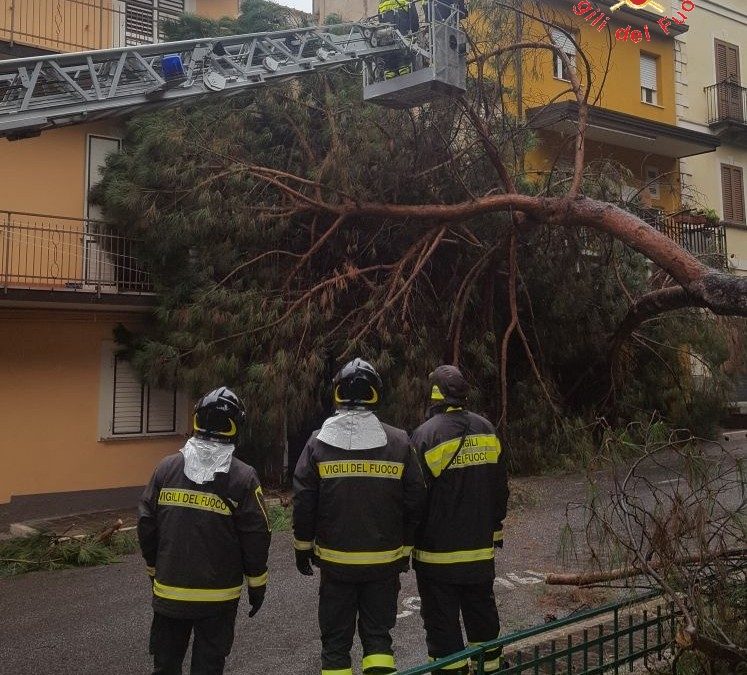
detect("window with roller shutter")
[640,53,658,105]
[721,164,746,225]
[550,27,576,82]
[99,342,187,439]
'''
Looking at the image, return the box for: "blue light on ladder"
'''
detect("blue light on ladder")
[161,54,185,81]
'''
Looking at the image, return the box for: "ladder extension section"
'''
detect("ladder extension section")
[0,23,407,139]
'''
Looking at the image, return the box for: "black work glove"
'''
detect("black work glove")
[247,585,266,618]
[295,548,315,576]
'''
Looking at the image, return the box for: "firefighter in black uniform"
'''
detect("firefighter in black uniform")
[412,366,509,674]
[293,358,427,675]
[379,0,419,78]
[138,387,271,675]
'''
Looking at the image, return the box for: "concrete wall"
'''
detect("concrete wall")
[313,0,369,22]
[195,0,241,20]
[0,309,187,504]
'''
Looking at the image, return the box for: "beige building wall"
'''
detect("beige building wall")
[0,310,188,504]
[193,0,241,19]
[313,0,370,22]
[676,1,747,275]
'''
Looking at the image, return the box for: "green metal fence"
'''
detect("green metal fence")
[398,591,679,675]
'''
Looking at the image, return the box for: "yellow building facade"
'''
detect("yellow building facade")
[0,1,240,514]
[487,0,720,220]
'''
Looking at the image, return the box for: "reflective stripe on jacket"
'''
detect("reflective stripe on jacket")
[292,419,427,581]
[412,409,508,583]
[137,453,271,618]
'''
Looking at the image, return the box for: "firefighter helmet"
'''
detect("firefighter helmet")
[429,365,469,406]
[193,386,246,443]
[333,358,383,409]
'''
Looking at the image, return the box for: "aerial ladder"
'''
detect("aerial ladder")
[0,0,466,140]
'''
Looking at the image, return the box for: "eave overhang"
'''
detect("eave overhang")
[527,102,720,158]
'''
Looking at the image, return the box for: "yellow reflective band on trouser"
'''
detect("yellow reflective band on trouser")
[315,545,406,565]
[467,643,503,673]
[424,435,501,477]
[318,460,404,480]
[246,572,268,588]
[321,670,353,675]
[153,580,243,602]
[294,539,314,551]
[413,548,495,564]
[157,488,231,515]
[429,656,469,670]
[362,653,395,672]
[493,530,503,543]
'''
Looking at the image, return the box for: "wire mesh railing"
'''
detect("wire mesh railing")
[398,592,680,675]
[0,211,152,293]
[0,0,184,53]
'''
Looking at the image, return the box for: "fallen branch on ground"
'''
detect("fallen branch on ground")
[545,547,747,586]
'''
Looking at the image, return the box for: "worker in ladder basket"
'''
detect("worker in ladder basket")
[412,366,509,674]
[379,0,419,78]
[138,387,271,675]
[293,358,427,675]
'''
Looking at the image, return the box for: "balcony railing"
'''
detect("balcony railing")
[705,81,747,127]
[1,211,152,294]
[0,0,184,53]
[638,209,728,269]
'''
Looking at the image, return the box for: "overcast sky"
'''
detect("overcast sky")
[277,0,313,11]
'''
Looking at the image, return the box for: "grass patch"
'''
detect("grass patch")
[268,505,291,532]
[0,530,137,578]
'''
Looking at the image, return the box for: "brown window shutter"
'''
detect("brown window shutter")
[715,40,741,84]
[734,167,745,224]
[722,164,745,224]
[715,40,728,82]
[727,44,741,84]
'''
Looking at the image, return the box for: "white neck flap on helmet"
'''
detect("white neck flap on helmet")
[181,436,235,484]
[317,410,387,451]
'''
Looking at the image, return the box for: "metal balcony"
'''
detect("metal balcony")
[638,209,728,269]
[705,81,747,146]
[0,0,183,54]
[1,211,152,296]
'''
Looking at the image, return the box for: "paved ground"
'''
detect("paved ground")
[1,437,744,675]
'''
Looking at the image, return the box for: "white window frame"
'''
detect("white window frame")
[640,53,659,105]
[645,166,661,200]
[550,27,577,82]
[98,341,187,440]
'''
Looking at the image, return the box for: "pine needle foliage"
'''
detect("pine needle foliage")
[0,531,138,578]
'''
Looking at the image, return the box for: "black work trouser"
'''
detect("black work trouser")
[319,572,400,674]
[416,576,502,674]
[149,607,238,675]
